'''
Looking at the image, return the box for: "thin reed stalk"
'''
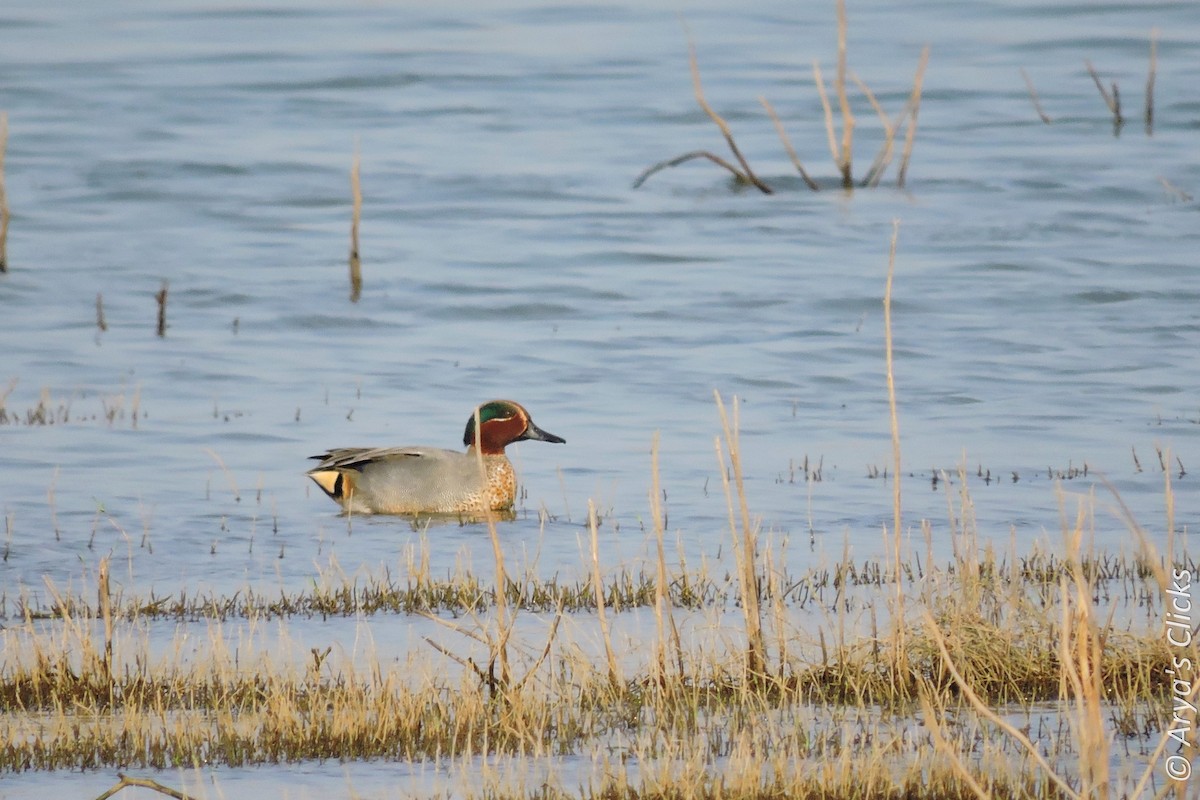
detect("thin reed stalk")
[95,293,108,333]
[714,391,766,680]
[98,557,113,686]
[155,281,168,337]
[588,499,621,690]
[1021,68,1053,124]
[1145,30,1158,135]
[1085,59,1123,130]
[897,45,930,189]
[759,97,819,190]
[474,407,511,693]
[648,432,683,682]
[883,220,905,679]
[348,143,362,303]
[833,0,855,187]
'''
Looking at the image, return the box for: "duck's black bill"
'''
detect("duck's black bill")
[522,422,566,444]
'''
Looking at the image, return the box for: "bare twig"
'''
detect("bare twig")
[1020,68,1053,124]
[95,773,199,800]
[632,150,748,189]
[759,97,819,190]
[686,40,772,194]
[853,71,912,187]
[348,142,362,303]
[1085,59,1123,128]
[1145,29,1158,135]
[897,45,930,189]
[96,292,108,333]
[1158,176,1193,202]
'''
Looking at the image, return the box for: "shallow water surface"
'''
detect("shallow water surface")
[0,0,1197,794]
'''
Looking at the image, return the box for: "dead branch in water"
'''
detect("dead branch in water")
[634,39,772,193]
[759,97,819,190]
[94,772,198,800]
[95,293,107,333]
[1084,59,1123,130]
[348,142,362,303]
[1020,68,1053,124]
[686,40,771,193]
[633,150,751,190]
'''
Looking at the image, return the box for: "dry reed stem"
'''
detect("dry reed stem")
[883,220,905,674]
[588,499,621,690]
[1085,59,1123,127]
[1021,68,1053,124]
[686,39,772,194]
[154,280,168,337]
[475,407,511,692]
[1145,29,1158,135]
[648,432,684,680]
[852,71,909,188]
[0,112,8,273]
[98,556,113,685]
[95,292,108,332]
[348,143,362,303]
[833,0,855,187]
[202,448,241,503]
[897,45,930,189]
[923,609,1083,800]
[917,689,991,800]
[759,96,819,190]
[94,773,197,800]
[813,61,840,176]
[714,391,766,679]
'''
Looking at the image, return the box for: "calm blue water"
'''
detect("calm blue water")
[2,0,1198,602]
[0,0,1198,790]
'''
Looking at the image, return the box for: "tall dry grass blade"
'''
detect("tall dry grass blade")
[98,556,113,685]
[923,609,1083,800]
[1145,29,1158,135]
[714,390,766,679]
[203,448,241,503]
[897,45,930,189]
[1020,68,1053,124]
[917,689,991,800]
[833,0,855,187]
[687,40,772,194]
[348,142,362,303]
[813,60,840,176]
[648,431,684,679]
[883,221,904,615]
[588,499,622,690]
[155,280,169,337]
[759,97,819,190]
[0,112,8,273]
[474,407,511,692]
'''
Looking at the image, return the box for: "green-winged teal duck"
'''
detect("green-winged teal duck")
[307,399,565,515]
